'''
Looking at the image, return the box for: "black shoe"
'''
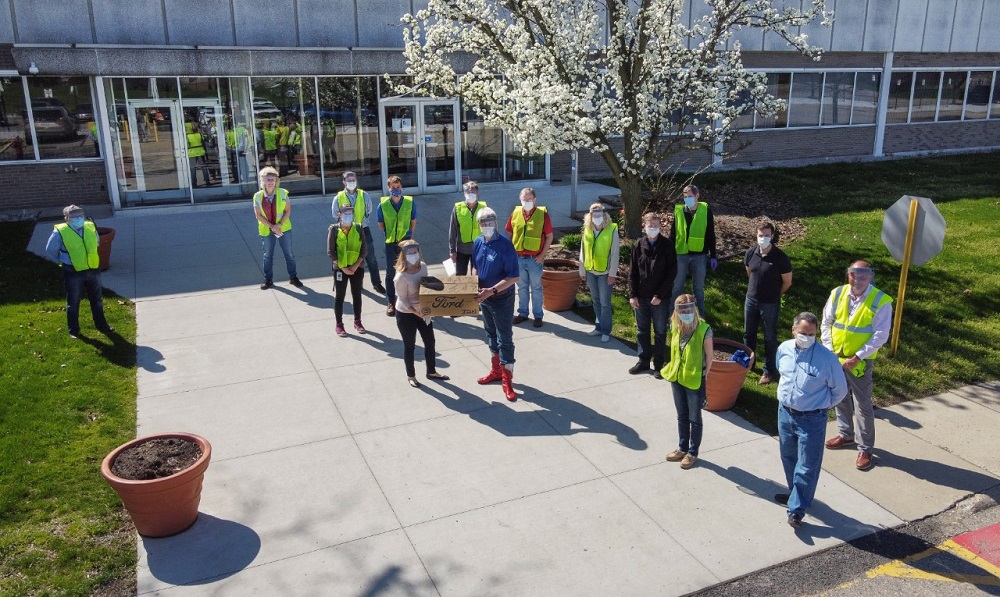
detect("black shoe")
[513,315,528,324]
[652,369,663,380]
[788,513,803,528]
[774,493,789,505]
[628,362,650,375]
[372,283,386,294]
[97,325,115,334]
[260,279,273,290]
[533,318,543,328]
[289,277,303,287]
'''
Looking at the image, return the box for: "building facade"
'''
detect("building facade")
[1,0,998,212]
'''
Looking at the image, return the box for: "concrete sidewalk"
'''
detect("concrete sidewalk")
[29,182,1000,596]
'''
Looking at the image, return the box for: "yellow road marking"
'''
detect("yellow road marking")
[866,539,1000,585]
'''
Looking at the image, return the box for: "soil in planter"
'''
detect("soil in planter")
[713,344,739,362]
[545,264,578,272]
[112,438,202,480]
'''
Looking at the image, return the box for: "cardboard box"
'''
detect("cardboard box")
[419,276,480,317]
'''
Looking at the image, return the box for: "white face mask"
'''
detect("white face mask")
[341,214,354,226]
[405,253,420,265]
[521,201,534,211]
[795,333,816,349]
[465,193,478,204]
[591,215,604,227]
[480,225,495,238]
[678,313,695,324]
[645,227,660,239]
[757,235,771,248]
[345,181,357,191]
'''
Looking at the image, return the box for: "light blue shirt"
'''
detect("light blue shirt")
[776,339,848,412]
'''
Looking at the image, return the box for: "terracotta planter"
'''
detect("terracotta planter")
[541,258,580,312]
[96,226,115,271]
[705,338,755,412]
[101,432,212,538]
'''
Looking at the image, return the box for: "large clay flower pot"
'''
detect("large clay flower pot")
[705,338,755,412]
[101,432,212,537]
[542,258,580,312]
[96,226,115,271]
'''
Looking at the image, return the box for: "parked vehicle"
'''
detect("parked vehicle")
[23,106,79,143]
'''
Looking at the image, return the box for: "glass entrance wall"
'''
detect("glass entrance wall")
[250,77,322,196]
[383,103,418,188]
[316,77,381,191]
[460,102,503,183]
[422,103,457,186]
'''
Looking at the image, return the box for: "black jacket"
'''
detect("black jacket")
[629,234,677,300]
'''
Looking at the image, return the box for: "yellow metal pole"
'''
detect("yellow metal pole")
[890,198,919,356]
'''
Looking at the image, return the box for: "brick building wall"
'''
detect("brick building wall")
[725,127,877,165]
[0,161,109,211]
[883,120,1000,155]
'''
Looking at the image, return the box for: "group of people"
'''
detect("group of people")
[48,171,893,532]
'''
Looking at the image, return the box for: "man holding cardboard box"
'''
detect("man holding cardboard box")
[473,208,521,401]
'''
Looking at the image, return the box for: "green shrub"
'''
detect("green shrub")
[560,233,581,251]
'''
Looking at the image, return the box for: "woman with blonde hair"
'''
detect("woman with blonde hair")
[393,240,450,388]
[579,202,620,342]
[660,293,714,469]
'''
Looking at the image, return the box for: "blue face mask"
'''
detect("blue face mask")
[390,189,402,197]
[69,217,85,230]
[684,195,696,209]
[678,313,695,324]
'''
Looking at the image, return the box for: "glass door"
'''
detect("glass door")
[125,100,188,202]
[379,99,460,194]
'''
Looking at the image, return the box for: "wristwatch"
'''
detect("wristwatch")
[491,287,498,295]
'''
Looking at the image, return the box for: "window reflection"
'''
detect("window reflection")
[822,72,854,126]
[0,77,30,161]
[461,101,502,183]
[910,72,940,122]
[757,73,790,129]
[316,77,381,190]
[938,71,967,121]
[887,72,913,123]
[25,76,98,159]
[852,72,880,125]
[788,72,822,127]
[966,71,993,120]
[250,77,321,196]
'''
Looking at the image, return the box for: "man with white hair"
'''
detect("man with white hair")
[45,204,113,338]
[472,207,520,401]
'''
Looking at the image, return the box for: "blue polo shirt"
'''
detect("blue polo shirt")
[473,233,519,288]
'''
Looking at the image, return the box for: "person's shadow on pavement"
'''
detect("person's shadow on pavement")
[272,283,332,309]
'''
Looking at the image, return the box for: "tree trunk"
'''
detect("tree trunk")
[618,175,645,239]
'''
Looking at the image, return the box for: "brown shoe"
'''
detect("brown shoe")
[665,450,686,462]
[386,304,396,316]
[758,373,773,385]
[825,435,857,450]
[856,451,874,471]
[680,454,698,469]
[512,315,528,324]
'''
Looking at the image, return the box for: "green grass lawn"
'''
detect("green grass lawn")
[0,221,137,596]
[591,152,1000,433]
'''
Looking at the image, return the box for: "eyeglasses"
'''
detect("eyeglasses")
[848,268,873,276]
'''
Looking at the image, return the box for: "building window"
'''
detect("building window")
[852,72,880,125]
[316,76,381,191]
[25,76,99,160]
[461,101,503,183]
[757,73,790,129]
[822,72,854,126]
[788,72,822,127]
[0,77,30,161]
[938,71,968,121]
[250,77,322,196]
[910,72,940,123]
[965,71,994,120]
[887,72,913,123]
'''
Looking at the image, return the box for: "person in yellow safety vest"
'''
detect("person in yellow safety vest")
[225,121,249,183]
[323,118,338,163]
[326,203,369,337]
[670,184,718,318]
[377,175,417,316]
[579,202,620,343]
[44,204,113,339]
[253,166,302,289]
[285,118,302,171]
[185,119,210,187]
[505,187,553,327]
[332,171,384,293]
[260,121,278,168]
[820,260,893,472]
[275,118,290,169]
[448,180,488,276]
[660,294,714,471]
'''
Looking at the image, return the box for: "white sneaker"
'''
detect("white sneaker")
[601,334,610,343]
[587,329,601,337]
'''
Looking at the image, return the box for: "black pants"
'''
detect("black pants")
[395,311,437,377]
[334,267,364,324]
[455,251,472,276]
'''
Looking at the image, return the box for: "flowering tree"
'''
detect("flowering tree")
[401,0,831,236]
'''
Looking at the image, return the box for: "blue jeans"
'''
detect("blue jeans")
[744,297,781,377]
[586,271,613,335]
[362,227,380,287]
[261,231,297,281]
[671,253,707,317]
[634,297,668,367]
[63,267,110,335]
[778,404,827,518]
[516,255,544,319]
[480,288,516,365]
[671,380,705,457]
[384,242,402,304]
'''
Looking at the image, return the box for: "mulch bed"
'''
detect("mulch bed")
[111,438,202,481]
